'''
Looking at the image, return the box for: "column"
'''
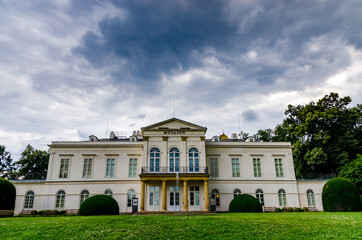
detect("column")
[162,180,167,211]
[204,180,209,212]
[183,180,188,211]
[140,180,145,211]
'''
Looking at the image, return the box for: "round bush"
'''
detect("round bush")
[0,178,16,210]
[322,177,361,212]
[229,194,263,213]
[79,195,119,215]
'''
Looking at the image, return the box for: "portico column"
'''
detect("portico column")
[204,180,209,212]
[162,180,167,211]
[183,180,188,211]
[140,180,145,211]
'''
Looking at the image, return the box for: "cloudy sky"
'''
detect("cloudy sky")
[1,0,362,160]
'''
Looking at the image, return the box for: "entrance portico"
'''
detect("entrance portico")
[139,172,209,212]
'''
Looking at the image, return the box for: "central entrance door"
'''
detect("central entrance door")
[169,186,180,211]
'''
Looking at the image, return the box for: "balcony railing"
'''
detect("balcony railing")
[141,166,208,175]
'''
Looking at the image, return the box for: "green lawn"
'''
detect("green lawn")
[0,212,361,239]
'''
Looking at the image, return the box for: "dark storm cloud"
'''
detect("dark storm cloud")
[71,0,362,94]
[242,110,259,122]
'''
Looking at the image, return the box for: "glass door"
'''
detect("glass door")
[169,186,180,211]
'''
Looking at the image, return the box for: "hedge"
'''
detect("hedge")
[229,194,262,212]
[79,195,119,216]
[0,178,16,210]
[322,177,361,212]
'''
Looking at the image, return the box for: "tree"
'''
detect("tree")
[254,128,273,142]
[16,145,49,179]
[238,131,249,140]
[282,93,361,178]
[339,154,362,193]
[0,145,15,179]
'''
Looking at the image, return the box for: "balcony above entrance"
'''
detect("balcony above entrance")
[140,166,209,176]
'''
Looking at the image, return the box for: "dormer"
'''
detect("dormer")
[211,136,220,142]
[89,135,99,142]
[130,136,137,142]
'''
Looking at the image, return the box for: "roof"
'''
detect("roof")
[141,117,207,131]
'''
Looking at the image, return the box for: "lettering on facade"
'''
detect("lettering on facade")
[163,130,186,135]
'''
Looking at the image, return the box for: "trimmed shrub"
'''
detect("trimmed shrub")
[322,177,361,212]
[296,208,303,212]
[275,208,282,212]
[0,178,16,210]
[229,194,262,213]
[31,210,37,216]
[58,210,66,216]
[79,195,119,216]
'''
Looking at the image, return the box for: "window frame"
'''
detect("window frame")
[82,158,93,178]
[128,158,138,178]
[233,188,241,198]
[169,147,180,172]
[149,147,160,172]
[24,190,35,209]
[231,158,240,177]
[210,158,218,177]
[188,147,199,172]
[59,158,70,179]
[104,189,113,197]
[190,186,200,206]
[274,158,284,177]
[80,189,89,205]
[149,186,160,206]
[127,189,136,207]
[106,158,116,178]
[56,190,66,208]
[256,189,264,206]
[253,158,262,177]
[307,189,316,207]
[278,189,287,207]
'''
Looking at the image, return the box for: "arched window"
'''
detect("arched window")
[56,190,65,208]
[24,190,34,209]
[169,147,180,172]
[233,189,241,198]
[149,147,160,172]
[127,189,136,207]
[256,189,264,206]
[104,189,113,197]
[80,189,89,205]
[307,189,316,207]
[211,189,220,206]
[188,147,199,172]
[278,189,287,207]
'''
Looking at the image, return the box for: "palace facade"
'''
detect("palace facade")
[12,118,326,214]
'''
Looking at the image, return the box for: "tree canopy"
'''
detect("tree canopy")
[244,93,361,180]
[16,145,49,179]
[0,145,15,179]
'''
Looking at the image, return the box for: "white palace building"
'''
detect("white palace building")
[12,118,327,214]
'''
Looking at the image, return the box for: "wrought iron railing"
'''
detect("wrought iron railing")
[5,172,47,180]
[141,166,208,174]
[298,173,336,179]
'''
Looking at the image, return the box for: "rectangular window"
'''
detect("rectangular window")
[106,159,115,178]
[231,158,240,177]
[59,159,69,178]
[82,158,93,178]
[253,158,262,177]
[129,158,137,178]
[210,158,218,177]
[274,158,284,177]
[190,186,200,206]
[149,186,159,206]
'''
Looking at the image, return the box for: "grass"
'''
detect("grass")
[0,212,361,239]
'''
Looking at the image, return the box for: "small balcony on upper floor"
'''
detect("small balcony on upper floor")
[140,166,209,178]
